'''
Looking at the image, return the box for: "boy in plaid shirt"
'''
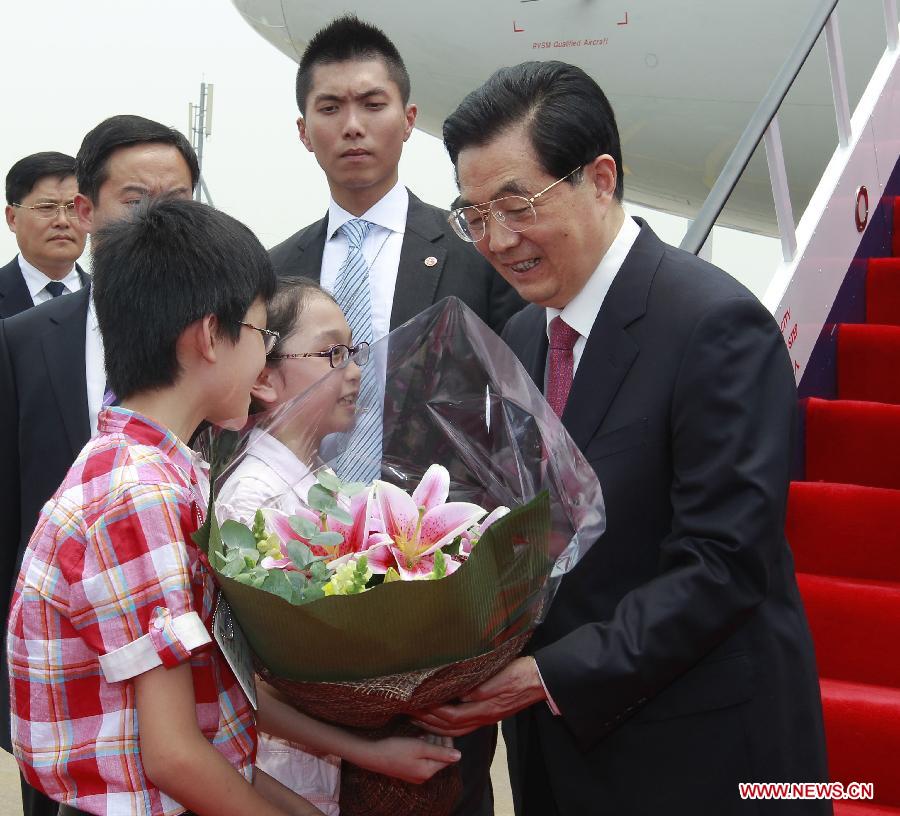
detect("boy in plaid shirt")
[6,199,460,816]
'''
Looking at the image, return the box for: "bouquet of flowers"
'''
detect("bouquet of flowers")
[194,297,604,815]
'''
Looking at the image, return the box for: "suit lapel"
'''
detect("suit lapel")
[562,221,664,450]
[291,217,329,282]
[76,263,90,289]
[390,192,446,330]
[42,288,91,456]
[0,258,34,318]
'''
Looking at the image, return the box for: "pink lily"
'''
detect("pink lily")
[458,505,511,557]
[259,555,300,571]
[263,488,375,560]
[351,467,486,579]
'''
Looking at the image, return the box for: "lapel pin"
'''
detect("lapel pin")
[424,256,438,267]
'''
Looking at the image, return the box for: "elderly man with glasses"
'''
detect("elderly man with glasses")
[413,61,831,816]
[2,152,88,318]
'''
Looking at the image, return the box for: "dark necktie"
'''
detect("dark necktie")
[547,316,580,418]
[45,281,67,298]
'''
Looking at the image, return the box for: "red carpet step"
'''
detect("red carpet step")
[821,679,900,807]
[797,574,900,688]
[867,258,900,325]
[835,803,900,815]
[838,324,900,404]
[805,398,900,490]
[787,483,900,581]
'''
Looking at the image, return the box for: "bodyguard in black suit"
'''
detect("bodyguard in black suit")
[0,116,199,816]
[270,17,521,815]
[2,152,88,317]
[416,62,830,815]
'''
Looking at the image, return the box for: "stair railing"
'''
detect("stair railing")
[680,0,900,262]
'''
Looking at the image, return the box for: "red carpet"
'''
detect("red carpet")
[786,201,900,811]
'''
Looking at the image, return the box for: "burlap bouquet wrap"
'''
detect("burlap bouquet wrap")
[194,299,605,816]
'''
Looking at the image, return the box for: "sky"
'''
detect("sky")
[0,0,780,296]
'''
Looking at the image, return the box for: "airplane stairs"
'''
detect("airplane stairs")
[786,197,900,814]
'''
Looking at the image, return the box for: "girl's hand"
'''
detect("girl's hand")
[359,734,461,784]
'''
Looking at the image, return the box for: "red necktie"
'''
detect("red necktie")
[547,316,580,418]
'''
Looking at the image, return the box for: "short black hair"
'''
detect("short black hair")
[76,115,200,203]
[266,277,336,364]
[92,197,276,400]
[295,15,411,114]
[5,152,76,205]
[443,61,624,201]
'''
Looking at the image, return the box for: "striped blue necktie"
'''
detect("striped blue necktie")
[331,219,382,483]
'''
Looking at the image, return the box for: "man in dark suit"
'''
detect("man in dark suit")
[0,116,199,816]
[270,17,522,815]
[415,61,831,815]
[269,15,521,336]
[2,152,88,317]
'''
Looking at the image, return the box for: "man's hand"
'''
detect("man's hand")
[411,657,547,737]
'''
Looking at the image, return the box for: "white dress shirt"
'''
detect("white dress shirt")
[320,180,409,343]
[545,215,641,374]
[85,295,107,437]
[17,253,82,306]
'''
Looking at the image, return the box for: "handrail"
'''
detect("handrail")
[680,0,841,255]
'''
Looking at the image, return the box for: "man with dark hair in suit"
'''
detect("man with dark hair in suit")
[2,152,88,318]
[269,14,522,336]
[0,115,199,816]
[269,15,522,815]
[414,61,831,815]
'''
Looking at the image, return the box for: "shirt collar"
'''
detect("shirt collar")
[17,253,81,299]
[98,406,200,481]
[326,179,409,240]
[545,215,641,340]
[243,427,312,488]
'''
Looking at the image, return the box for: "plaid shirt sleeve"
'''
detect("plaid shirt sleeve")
[57,480,212,682]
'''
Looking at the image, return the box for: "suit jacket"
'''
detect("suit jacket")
[268,190,523,335]
[501,221,830,815]
[0,256,89,319]
[0,285,93,751]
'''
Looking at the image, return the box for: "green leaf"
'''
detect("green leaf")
[289,515,319,540]
[220,520,256,552]
[239,546,260,566]
[301,583,325,602]
[383,567,401,583]
[325,505,354,526]
[307,484,338,512]
[309,560,331,582]
[220,549,246,578]
[286,540,314,569]
[310,531,345,549]
[262,569,294,603]
[315,469,343,493]
[432,549,447,580]
[210,549,227,571]
[341,481,368,497]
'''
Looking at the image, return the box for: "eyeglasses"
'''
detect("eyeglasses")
[11,202,78,220]
[269,341,370,369]
[236,320,280,354]
[448,167,583,243]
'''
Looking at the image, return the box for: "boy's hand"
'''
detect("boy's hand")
[359,735,461,784]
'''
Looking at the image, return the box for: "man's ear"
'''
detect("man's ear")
[403,104,418,142]
[73,193,95,234]
[196,315,219,364]
[298,116,314,153]
[585,154,618,202]
[5,204,16,233]
[251,367,280,408]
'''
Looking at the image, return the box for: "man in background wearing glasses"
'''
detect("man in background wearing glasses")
[2,152,88,318]
[0,116,199,816]
[414,61,830,815]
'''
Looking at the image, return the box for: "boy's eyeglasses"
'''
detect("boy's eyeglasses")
[269,341,370,369]
[236,320,280,354]
[11,201,78,220]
